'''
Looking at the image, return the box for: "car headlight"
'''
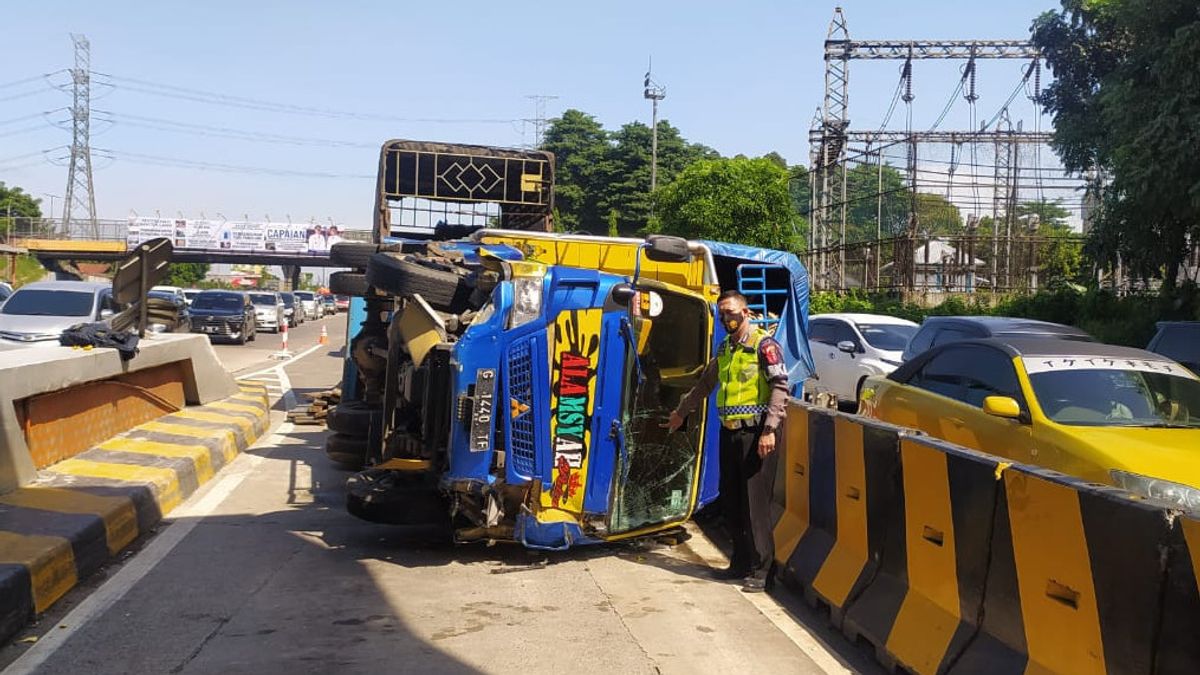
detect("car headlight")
[1111,470,1200,511]
[508,276,543,328]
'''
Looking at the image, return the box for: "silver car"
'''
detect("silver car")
[248,291,285,333]
[0,280,121,347]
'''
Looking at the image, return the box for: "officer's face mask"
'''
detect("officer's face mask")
[720,308,746,333]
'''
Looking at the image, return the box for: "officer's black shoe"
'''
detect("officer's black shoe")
[741,573,769,593]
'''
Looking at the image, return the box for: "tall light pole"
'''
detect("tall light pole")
[643,63,666,193]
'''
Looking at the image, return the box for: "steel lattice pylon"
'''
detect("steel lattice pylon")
[63,34,97,237]
[810,8,1047,292]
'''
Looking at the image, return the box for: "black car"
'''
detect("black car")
[189,290,257,344]
[1147,321,1200,375]
[147,289,191,333]
[279,292,302,327]
[901,316,1094,362]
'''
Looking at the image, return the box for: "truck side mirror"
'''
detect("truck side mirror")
[611,284,636,307]
[644,235,691,263]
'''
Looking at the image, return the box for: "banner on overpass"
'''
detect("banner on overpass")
[126,217,342,254]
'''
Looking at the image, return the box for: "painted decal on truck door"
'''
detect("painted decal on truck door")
[542,308,601,513]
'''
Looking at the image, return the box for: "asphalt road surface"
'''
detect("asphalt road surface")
[0,317,880,675]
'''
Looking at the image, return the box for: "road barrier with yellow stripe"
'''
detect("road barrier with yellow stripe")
[773,401,1200,674]
[0,381,269,643]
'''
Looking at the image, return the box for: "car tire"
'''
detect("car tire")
[365,252,472,311]
[326,400,384,437]
[234,329,247,345]
[330,242,379,269]
[330,271,369,297]
[325,432,369,469]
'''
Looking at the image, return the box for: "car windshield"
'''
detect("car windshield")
[295,292,314,300]
[609,289,709,534]
[1029,367,1200,428]
[250,293,277,306]
[1153,327,1200,369]
[191,294,243,311]
[148,291,175,301]
[280,293,294,305]
[1,289,94,316]
[858,323,916,351]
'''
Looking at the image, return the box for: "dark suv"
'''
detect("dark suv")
[901,316,1094,362]
[190,290,257,344]
[1147,321,1200,375]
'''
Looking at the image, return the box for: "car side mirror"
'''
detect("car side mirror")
[837,340,858,354]
[99,309,114,320]
[983,395,1022,420]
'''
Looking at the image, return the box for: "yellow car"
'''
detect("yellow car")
[859,338,1200,509]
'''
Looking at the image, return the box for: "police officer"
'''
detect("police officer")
[665,290,788,592]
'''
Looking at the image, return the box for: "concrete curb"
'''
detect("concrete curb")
[0,381,269,644]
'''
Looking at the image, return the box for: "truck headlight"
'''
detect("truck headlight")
[1111,470,1200,511]
[508,277,543,328]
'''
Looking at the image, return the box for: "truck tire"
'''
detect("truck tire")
[325,432,369,468]
[346,468,451,529]
[366,252,472,311]
[330,242,378,269]
[326,400,383,437]
[329,271,369,297]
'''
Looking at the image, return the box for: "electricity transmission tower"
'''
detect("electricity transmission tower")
[63,34,97,237]
[810,7,1045,291]
[524,94,558,148]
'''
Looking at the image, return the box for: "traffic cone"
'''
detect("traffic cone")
[281,319,289,351]
[319,324,328,345]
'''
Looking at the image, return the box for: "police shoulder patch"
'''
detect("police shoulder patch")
[760,338,783,365]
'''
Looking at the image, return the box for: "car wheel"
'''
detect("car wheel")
[326,400,384,437]
[365,252,473,311]
[325,432,370,469]
[330,271,369,297]
[233,329,246,345]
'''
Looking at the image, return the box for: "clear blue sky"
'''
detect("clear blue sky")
[1,0,1061,229]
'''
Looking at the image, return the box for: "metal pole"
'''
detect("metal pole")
[650,97,659,193]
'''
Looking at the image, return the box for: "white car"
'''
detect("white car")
[294,290,321,320]
[806,313,918,406]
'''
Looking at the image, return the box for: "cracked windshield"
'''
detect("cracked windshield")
[609,289,710,534]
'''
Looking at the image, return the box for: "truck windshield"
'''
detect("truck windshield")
[609,289,710,534]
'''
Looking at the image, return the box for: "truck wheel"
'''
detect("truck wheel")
[325,432,369,468]
[326,400,383,437]
[366,252,472,311]
[329,271,369,297]
[346,468,451,529]
[330,242,379,269]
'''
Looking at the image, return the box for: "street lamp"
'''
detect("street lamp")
[643,63,666,193]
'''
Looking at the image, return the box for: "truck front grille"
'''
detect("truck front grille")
[506,338,537,478]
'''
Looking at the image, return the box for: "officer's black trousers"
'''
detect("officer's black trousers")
[718,425,779,576]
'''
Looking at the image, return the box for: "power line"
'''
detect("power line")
[0,72,64,90]
[91,71,520,123]
[93,111,378,148]
[95,148,374,179]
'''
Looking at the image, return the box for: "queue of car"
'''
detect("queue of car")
[807,313,1200,512]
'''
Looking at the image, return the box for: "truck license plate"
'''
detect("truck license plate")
[469,369,496,452]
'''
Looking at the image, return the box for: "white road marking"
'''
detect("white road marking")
[236,342,324,381]
[2,424,294,675]
[684,528,855,675]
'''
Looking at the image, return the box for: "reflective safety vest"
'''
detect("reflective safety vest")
[716,328,771,421]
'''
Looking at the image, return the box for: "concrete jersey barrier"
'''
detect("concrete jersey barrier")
[0,333,239,494]
[772,400,1200,674]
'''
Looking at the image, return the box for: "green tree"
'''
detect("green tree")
[542,109,608,233]
[652,157,804,250]
[0,182,43,238]
[162,263,209,287]
[596,120,718,236]
[1032,0,1200,287]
